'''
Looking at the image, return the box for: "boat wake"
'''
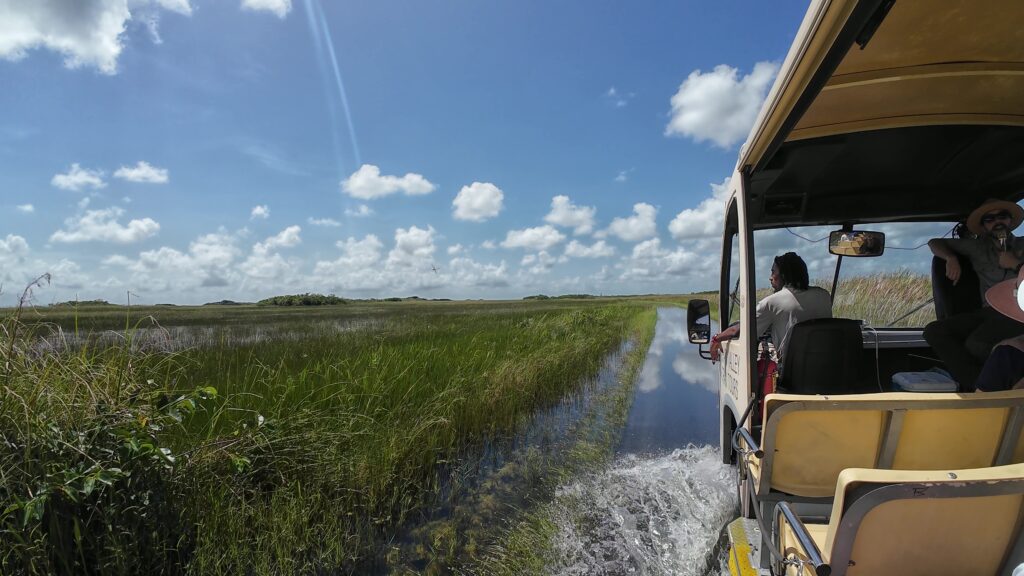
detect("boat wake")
[549,445,736,576]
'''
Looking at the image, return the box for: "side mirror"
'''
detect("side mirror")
[829,230,885,257]
[687,299,711,344]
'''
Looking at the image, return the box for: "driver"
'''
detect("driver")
[709,252,832,370]
[926,198,1024,389]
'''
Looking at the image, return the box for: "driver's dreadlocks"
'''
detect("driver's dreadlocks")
[774,252,810,290]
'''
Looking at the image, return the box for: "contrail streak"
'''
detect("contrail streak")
[308,0,361,167]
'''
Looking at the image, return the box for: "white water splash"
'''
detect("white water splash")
[550,445,737,576]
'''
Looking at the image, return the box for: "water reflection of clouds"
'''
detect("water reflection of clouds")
[637,309,718,394]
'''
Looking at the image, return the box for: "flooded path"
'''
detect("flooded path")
[618,307,720,454]
[546,307,735,575]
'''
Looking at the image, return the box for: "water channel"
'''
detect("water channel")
[394,307,736,574]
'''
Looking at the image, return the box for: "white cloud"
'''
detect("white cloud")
[452,182,504,222]
[620,238,707,281]
[447,257,509,287]
[447,243,464,256]
[240,227,302,280]
[308,217,341,227]
[502,225,566,251]
[113,160,168,183]
[606,202,657,242]
[341,164,436,200]
[0,234,29,265]
[254,225,301,253]
[344,204,374,217]
[521,251,558,274]
[544,195,597,235]
[51,163,106,191]
[240,0,292,18]
[605,86,632,108]
[0,0,191,75]
[388,225,436,267]
[614,170,631,183]
[481,240,497,250]
[665,61,779,148]
[50,207,159,244]
[251,205,270,220]
[565,239,615,259]
[16,204,34,213]
[312,235,389,291]
[669,177,731,240]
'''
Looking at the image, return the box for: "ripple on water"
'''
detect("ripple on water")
[550,445,737,576]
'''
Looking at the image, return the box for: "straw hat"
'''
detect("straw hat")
[966,198,1024,236]
[986,268,1024,324]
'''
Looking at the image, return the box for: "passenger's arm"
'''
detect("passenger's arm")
[928,239,962,285]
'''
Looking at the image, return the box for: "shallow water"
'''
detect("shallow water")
[617,308,720,454]
[548,307,735,575]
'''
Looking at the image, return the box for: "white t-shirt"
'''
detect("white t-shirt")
[755,286,833,364]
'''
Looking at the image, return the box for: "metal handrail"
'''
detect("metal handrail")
[775,502,831,576]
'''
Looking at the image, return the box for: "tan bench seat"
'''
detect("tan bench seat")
[776,463,1024,576]
[740,390,1024,501]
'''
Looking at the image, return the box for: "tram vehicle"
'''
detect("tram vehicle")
[684,1,1024,574]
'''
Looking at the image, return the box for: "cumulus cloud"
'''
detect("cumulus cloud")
[240,0,292,18]
[521,250,559,274]
[254,225,301,253]
[447,257,509,288]
[0,0,191,74]
[239,227,302,280]
[16,204,34,213]
[665,61,779,148]
[250,205,270,220]
[502,225,566,252]
[545,195,597,236]
[50,207,159,244]
[620,238,708,281]
[447,244,464,256]
[606,202,657,242]
[669,177,731,240]
[388,225,436,267]
[452,182,504,222]
[314,235,384,277]
[0,234,29,265]
[564,239,615,259]
[308,217,341,227]
[113,160,169,183]
[344,204,374,217]
[52,163,105,191]
[341,164,435,200]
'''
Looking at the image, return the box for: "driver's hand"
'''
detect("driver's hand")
[945,256,961,285]
[710,337,722,362]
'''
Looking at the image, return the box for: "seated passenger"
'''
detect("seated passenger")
[975,268,1024,392]
[926,198,1024,389]
[709,252,832,371]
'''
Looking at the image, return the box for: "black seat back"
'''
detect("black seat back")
[931,255,981,320]
[777,318,863,395]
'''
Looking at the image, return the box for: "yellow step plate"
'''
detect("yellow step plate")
[725,517,768,576]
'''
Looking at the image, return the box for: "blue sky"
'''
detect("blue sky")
[0,0,912,305]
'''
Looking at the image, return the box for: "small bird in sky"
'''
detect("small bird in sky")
[431,265,439,274]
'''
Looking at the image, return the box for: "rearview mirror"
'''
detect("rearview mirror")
[829,230,885,257]
[687,299,711,344]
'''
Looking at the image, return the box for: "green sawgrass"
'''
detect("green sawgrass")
[1,299,654,574]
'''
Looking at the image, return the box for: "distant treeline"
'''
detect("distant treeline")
[523,294,596,300]
[257,293,347,306]
[49,299,113,307]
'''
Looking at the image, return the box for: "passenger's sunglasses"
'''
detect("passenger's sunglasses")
[981,211,1013,225]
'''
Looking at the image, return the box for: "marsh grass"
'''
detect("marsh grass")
[1,298,655,574]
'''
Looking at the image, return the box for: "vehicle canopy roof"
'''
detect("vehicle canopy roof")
[739,0,1024,230]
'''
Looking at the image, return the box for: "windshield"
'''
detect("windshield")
[753,222,956,328]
